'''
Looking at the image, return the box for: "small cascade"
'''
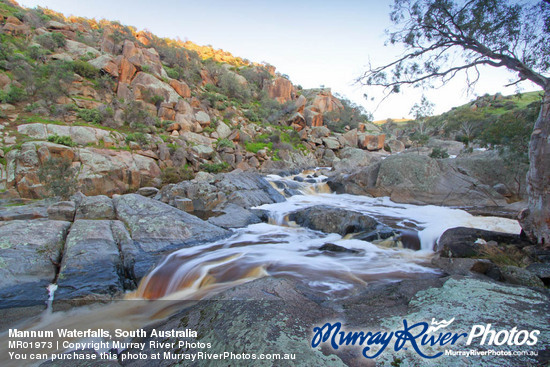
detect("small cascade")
[267,167,332,198]
[45,284,58,314]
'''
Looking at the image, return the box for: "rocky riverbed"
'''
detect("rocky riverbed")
[0,169,548,366]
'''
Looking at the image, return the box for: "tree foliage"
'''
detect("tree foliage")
[358,0,549,92]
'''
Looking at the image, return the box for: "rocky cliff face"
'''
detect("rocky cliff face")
[0,1,389,199]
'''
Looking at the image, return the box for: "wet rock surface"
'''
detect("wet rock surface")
[120,277,346,367]
[289,205,379,236]
[159,170,285,211]
[113,194,230,278]
[54,220,133,310]
[0,220,70,326]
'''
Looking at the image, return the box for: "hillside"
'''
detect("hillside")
[0,0,383,199]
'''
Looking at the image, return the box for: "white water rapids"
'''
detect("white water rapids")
[0,169,521,364]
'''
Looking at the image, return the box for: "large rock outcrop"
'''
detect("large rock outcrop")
[329,153,507,207]
[158,170,285,211]
[113,194,230,278]
[0,220,70,310]
[5,142,161,198]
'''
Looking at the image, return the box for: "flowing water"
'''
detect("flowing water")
[0,169,521,364]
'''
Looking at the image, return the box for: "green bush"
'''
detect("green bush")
[160,166,194,184]
[216,138,235,149]
[72,60,99,79]
[245,141,272,153]
[125,132,148,146]
[122,101,159,129]
[429,147,449,159]
[77,108,103,124]
[28,45,47,61]
[218,72,251,103]
[200,162,229,173]
[37,157,78,199]
[47,134,76,147]
[244,109,260,122]
[34,61,75,102]
[150,94,164,105]
[36,32,66,51]
[0,85,26,103]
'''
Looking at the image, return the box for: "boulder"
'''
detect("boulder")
[75,195,115,220]
[191,144,214,159]
[174,197,193,212]
[499,265,545,288]
[329,153,508,207]
[311,126,331,139]
[194,111,211,126]
[366,277,550,366]
[136,187,159,197]
[113,194,230,278]
[216,121,231,139]
[169,79,191,98]
[54,220,135,309]
[289,205,378,236]
[158,170,285,211]
[304,107,323,127]
[323,137,340,150]
[0,220,71,309]
[341,129,358,147]
[266,77,293,103]
[450,151,527,198]
[358,133,385,151]
[311,89,343,114]
[436,227,527,256]
[526,263,550,285]
[427,138,464,156]
[386,139,405,153]
[118,58,137,84]
[65,40,100,58]
[120,277,343,366]
[207,203,262,229]
[0,201,49,221]
[47,201,76,221]
[131,72,180,103]
[88,54,119,78]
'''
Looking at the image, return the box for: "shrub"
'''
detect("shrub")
[122,101,159,129]
[34,61,75,102]
[245,141,272,153]
[72,60,99,79]
[218,72,251,103]
[216,138,234,149]
[164,66,179,79]
[429,147,449,159]
[36,32,66,51]
[200,162,229,173]
[150,94,164,105]
[47,134,76,147]
[77,108,102,124]
[244,109,260,122]
[125,132,148,146]
[37,157,78,199]
[51,104,76,118]
[28,45,47,61]
[160,166,194,184]
[0,85,26,103]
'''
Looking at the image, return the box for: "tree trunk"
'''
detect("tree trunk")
[520,87,550,246]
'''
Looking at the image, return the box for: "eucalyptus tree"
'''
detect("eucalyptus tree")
[358,0,550,245]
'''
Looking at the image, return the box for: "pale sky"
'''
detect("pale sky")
[19,0,541,120]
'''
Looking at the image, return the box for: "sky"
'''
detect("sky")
[18,0,541,120]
